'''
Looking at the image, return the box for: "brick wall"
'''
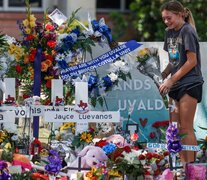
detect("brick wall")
[0,12,44,39]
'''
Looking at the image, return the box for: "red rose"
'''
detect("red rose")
[23,94,30,99]
[46,79,51,88]
[26,34,35,41]
[47,40,56,48]
[146,152,153,160]
[95,140,108,148]
[138,154,145,160]
[45,24,54,31]
[15,64,23,73]
[123,146,131,153]
[149,132,156,139]
[163,151,170,156]
[144,170,151,175]
[45,54,53,61]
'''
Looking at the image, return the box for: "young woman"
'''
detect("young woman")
[159,0,204,166]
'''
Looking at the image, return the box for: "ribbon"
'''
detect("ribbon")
[33,47,42,138]
[91,19,112,43]
[88,75,98,91]
[61,40,142,80]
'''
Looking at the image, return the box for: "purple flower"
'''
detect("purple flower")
[45,150,62,174]
[166,123,182,154]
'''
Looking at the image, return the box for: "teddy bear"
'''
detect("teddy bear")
[67,145,108,177]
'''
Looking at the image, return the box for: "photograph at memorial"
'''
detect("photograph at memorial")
[0,0,207,179]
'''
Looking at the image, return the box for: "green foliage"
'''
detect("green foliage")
[129,0,207,41]
[109,12,128,40]
[11,171,34,180]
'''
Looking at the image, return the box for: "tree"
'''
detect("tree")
[129,0,207,41]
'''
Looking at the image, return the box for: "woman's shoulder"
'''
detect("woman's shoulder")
[181,23,196,34]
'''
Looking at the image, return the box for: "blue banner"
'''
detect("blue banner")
[60,40,142,80]
[33,47,42,138]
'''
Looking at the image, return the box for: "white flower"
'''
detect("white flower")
[55,53,65,61]
[123,149,142,164]
[4,35,16,44]
[108,73,118,82]
[58,33,68,44]
[70,33,78,42]
[148,47,157,55]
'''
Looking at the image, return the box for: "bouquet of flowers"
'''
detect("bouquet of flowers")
[138,149,170,177]
[136,47,168,107]
[6,0,58,102]
[71,128,96,149]
[54,12,132,107]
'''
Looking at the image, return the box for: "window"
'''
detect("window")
[97,0,133,12]
[9,0,42,7]
[97,0,120,9]
[0,0,43,11]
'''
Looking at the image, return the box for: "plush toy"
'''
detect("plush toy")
[158,168,173,180]
[67,146,108,177]
[105,134,129,147]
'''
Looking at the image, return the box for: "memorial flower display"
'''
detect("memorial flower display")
[138,150,170,177]
[136,47,169,107]
[54,13,135,107]
[107,147,145,178]
[5,0,58,101]
[71,128,96,148]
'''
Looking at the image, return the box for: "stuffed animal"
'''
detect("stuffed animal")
[67,145,108,177]
[105,134,129,147]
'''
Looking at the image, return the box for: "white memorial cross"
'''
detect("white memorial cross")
[44,82,120,134]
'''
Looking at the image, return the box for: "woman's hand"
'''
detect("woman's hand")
[159,77,174,94]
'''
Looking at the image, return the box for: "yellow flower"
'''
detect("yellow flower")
[72,127,76,134]
[8,44,17,54]
[0,131,7,143]
[44,76,54,80]
[25,28,31,34]
[138,48,149,57]
[4,142,12,150]
[29,14,36,22]
[85,133,92,143]
[23,19,29,27]
[108,169,122,177]
[60,122,75,131]
[85,172,93,179]
[30,21,36,28]
[80,132,87,141]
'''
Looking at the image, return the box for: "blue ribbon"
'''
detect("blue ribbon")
[88,75,98,90]
[33,47,42,138]
[91,19,112,43]
[61,40,142,80]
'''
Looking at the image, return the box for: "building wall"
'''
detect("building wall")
[0,0,135,41]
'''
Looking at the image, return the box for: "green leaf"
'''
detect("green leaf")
[97,96,104,107]
[90,97,97,107]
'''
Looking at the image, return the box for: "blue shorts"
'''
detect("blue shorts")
[168,84,203,103]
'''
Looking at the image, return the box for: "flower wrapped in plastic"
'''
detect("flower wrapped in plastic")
[54,11,133,107]
[45,149,62,175]
[136,47,168,107]
[166,123,182,154]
